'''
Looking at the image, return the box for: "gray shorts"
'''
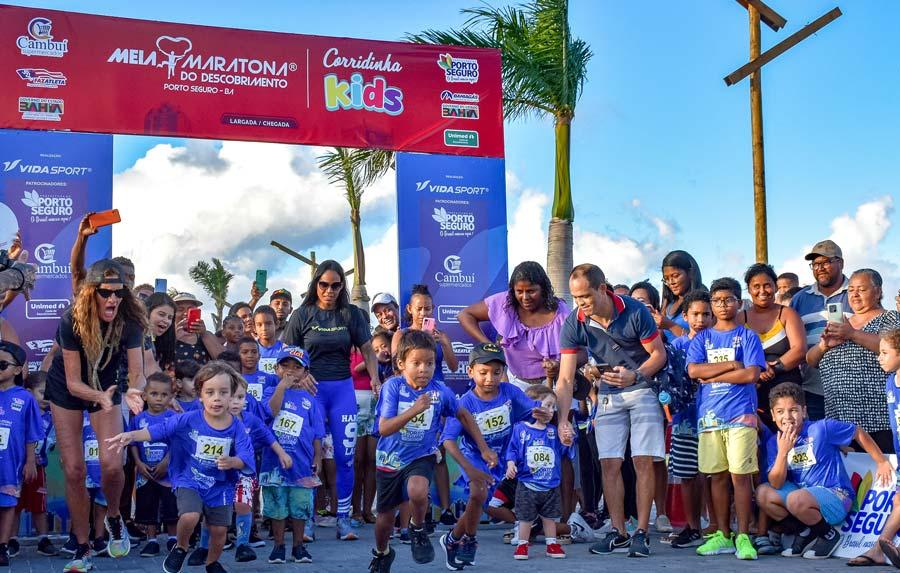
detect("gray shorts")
[175,488,233,527]
[514,482,561,522]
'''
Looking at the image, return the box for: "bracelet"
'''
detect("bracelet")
[773,360,786,374]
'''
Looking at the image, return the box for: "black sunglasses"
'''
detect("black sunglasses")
[97,287,128,299]
[317,281,343,292]
[0,360,19,371]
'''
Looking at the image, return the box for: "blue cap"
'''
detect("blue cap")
[276,346,310,369]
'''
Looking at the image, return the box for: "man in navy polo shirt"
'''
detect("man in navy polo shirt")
[789,240,849,420]
[556,264,667,558]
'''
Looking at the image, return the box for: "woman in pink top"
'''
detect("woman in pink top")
[458,261,570,389]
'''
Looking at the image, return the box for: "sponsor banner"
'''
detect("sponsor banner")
[396,153,507,394]
[835,453,900,558]
[0,5,504,157]
[0,129,112,374]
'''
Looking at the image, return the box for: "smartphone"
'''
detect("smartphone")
[422,317,435,333]
[596,363,615,374]
[154,278,167,293]
[255,269,267,292]
[186,307,201,329]
[826,302,844,323]
[87,209,121,229]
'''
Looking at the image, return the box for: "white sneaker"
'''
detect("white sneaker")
[566,513,594,543]
[316,515,337,528]
[654,515,674,533]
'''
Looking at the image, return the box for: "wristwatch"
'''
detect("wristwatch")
[634,372,650,387]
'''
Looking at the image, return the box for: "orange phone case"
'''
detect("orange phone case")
[88,209,121,228]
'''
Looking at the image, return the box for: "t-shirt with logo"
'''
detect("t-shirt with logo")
[258,340,285,377]
[147,410,255,506]
[505,422,573,491]
[670,334,698,436]
[36,410,53,468]
[442,383,538,483]
[282,305,372,382]
[129,409,175,487]
[375,375,459,472]
[886,373,900,454]
[765,419,856,494]
[83,412,102,489]
[0,386,42,497]
[243,370,279,402]
[686,325,767,433]
[260,388,326,486]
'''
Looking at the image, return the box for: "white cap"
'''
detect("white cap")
[371,292,398,308]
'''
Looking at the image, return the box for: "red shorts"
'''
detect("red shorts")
[235,475,258,508]
[16,466,46,514]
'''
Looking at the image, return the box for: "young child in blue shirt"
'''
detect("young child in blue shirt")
[238,336,279,401]
[263,346,325,564]
[83,412,110,556]
[0,341,42,565]
[174,359,200,412]
[369,330,496,573]
[255,306,285,375]
[131,372,177,557]
[666,289,712,549]
[504,385,572,561]
[107,361,256,573]
[756,382,891,560]
[687,277,767,560]
[440,342,544,569]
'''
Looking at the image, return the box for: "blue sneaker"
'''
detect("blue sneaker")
[438,534,464,571]
[337,518,358,541]
[105,515,130,558]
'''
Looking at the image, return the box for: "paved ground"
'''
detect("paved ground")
[7,525,896,572]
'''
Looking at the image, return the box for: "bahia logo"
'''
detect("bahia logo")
[437,53,479,84]
[435,255,475,287]
[21,190,73,217]
[432,207,475,237]
[17,17,69,58]
[324,73,403,116]
[34,243,55,265]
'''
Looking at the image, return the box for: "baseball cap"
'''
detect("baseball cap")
[276,346,310,369]
[371,292,398,308]
[0,341,26,386]
[468,342,506,366]
[172,292,203,307]
[270,289,292,303]
[84,259,125,286]
[804,240,843,261]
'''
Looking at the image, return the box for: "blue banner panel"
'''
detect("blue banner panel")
[396,152,507,394]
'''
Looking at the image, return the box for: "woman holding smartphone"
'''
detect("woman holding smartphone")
[171,292,223,364]
[390,284,458,382]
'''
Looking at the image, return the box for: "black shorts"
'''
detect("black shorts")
[489,477,518,510]
[514,482,561,522]
[175,488,232,527]
[134,480,178,526]
[46,375,120,413]
[375,455,435,514]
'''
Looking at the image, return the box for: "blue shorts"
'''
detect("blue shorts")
[0,492,18,508]
[773,482,852,525]
[261,486,313,521]
[89,487,108,508]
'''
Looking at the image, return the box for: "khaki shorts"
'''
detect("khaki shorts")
[698,426,758,475]
[593,387,665,460]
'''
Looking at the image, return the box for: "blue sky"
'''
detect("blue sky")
[8,0,900,300]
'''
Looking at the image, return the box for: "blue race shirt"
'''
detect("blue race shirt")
[0,386,42,496]
[765,419,856,493]
[83,412,102,489]
[258,340,285,376]
[243,370,279,402]
[177,398,199,412]
[260,388,326,486]
[886,373,900,454]
[147,410,256,506]
[687,325,767,432]
[376,376,458,472]
[442,383,537,483]
[244,392,271,424]
[129,410,175,487]
[36,411,53,468]
[238,411,276,454]
[505,422,573,491]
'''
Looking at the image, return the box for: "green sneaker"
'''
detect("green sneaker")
[696,531,735,556]
[735,533,758,560]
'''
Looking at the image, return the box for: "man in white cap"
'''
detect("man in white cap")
[371,292,400,335]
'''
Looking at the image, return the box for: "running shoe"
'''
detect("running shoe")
[438,534,464,571]
[292,544,313,563]
[696,531,735,556]
[162,546,187,573]
[139,540,160,557]
[368,547,396,573]
[735,533,758,560]
[628,529,651,558]
[267,544,286,564]
[409,525,435,564]
[104,515,130,558]
[803,528,840,560]
[589,529,631,554]
[546,542,566,558]
[781,528,815,557]
[63,544,93,573]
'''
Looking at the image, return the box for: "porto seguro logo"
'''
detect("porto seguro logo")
[432,207,475,237]
[21,190,74,220]
[17,17,69,58]
[437,53,479,84]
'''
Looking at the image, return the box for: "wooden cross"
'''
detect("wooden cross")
[725,1,842,263]
[270,240,354,280]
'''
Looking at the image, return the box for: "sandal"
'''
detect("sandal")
[880,539,900,568]
[847,554,885,567]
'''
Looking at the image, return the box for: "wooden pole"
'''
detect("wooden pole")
[749,4,768,263]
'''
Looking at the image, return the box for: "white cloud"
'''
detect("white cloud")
[507,189,549,269]
[574,229,664,287]
[340,223,398,310]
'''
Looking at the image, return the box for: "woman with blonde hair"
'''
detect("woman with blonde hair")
[45,260,148,572]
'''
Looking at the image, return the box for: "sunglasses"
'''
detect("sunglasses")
[97,287,128,299]
[0,361,19,371]
[317,281,343,292]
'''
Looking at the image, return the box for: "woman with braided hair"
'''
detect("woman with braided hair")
[45,259,148,572]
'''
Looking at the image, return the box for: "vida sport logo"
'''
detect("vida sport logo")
[437,53,479,84]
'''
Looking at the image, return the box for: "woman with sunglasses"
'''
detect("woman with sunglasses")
[45,260,148,571]
[282,260,379,541]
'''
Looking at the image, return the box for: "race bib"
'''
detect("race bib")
[84,439,100,462]
[259,358,277,375]
[142,441,167,463]
[788,441,817,470]
[398,401,434,431]
[475,405,511,436]
[247,383,264,401]
[707,347,735,363]
[526,445,555,472]
[195,435,231,461]
[274,410,304,437]
[0,427,9,451]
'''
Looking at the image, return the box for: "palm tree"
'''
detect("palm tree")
[317,148,394,313]
[409,0,591,300]
[189,258,234,331]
